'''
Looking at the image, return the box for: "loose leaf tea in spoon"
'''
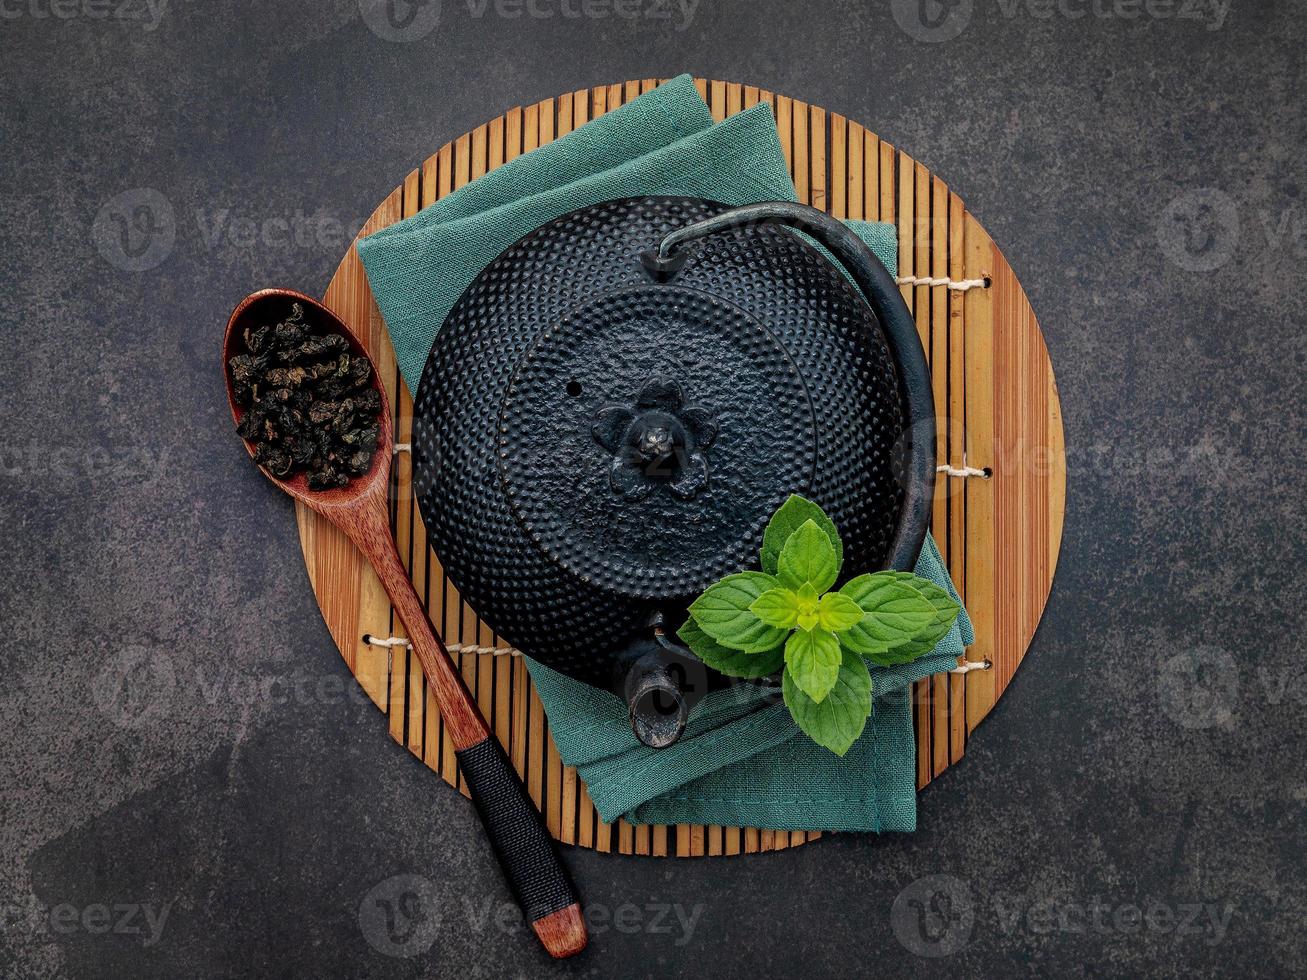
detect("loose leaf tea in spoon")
[227,302,381,489]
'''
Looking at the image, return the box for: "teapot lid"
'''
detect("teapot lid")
[498,284,816,600]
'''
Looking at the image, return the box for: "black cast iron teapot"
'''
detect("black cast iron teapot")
[412,197,935,747]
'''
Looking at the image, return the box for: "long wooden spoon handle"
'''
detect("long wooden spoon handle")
[336,497,587,959]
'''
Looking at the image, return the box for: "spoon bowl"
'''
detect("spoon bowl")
[222,287,393,511]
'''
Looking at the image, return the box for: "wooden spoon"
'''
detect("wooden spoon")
[222,288,587,959]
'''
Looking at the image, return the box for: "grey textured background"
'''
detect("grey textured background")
[2,0,1304,976]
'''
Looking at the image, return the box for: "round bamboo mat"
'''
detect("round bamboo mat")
[296,79,1066,857]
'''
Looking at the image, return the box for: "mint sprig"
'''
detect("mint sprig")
[677,494,962,756]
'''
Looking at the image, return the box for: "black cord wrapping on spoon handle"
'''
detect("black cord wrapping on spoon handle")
[455,736,580,923]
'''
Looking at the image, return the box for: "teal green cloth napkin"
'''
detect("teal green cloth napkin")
[357,75,971,832]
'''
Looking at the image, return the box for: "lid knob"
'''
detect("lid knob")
[591,372,717,502]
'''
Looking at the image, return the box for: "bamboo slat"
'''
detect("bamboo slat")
[299,80,1064,856]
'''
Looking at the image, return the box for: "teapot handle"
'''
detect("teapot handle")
[652,201,935,572]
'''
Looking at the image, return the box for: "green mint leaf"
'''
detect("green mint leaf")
[749,588,800,630]
[864,574,963,665]
[760,494,843,576]
[817,591,863,633]
[784,627,842,703]
[865,637,939,666]
[777,519,839,592]
[883,571,963,622]
[677,618,785,679]
[783,648,873,756]
[899,574,962,626]
[837,573,937,655]
[688,571,788,652]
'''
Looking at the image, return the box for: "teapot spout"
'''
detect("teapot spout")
[626,659,690,749]
[617,613,709,749]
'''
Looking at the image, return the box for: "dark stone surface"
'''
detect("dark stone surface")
[1,1,1302,976]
